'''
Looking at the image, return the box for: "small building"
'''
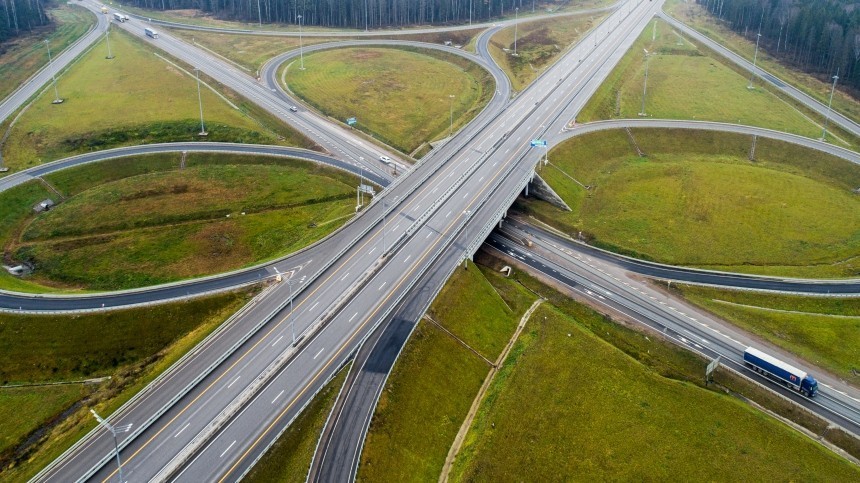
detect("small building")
[33,199,55,213]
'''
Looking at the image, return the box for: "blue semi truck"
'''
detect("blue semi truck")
[744,347,818,397]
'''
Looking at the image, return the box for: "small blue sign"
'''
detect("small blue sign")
[346,117,357,126]
[530,139,547,147]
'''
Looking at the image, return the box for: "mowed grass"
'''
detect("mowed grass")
[243,365,349,483]
[283,47,493,153]
[665,0,860,126]
[0,4,95,102]
[578,18,844,143]
[1,29,277,174]
[489,12,605,91]
[0,291,250,480]
[676,285,860,382]
[449,303,860,481]
[358,262,536,481]
[523,129,860,278]
[6,154,357,291]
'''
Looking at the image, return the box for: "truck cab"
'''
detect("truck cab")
[800,375,818,397]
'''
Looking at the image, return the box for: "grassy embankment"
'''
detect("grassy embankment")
[578,18,855,147]
[171,29,485,73]
[519,128,860,278]
[1,28,311,175]
[664,0,860,126]
[1,153,357,291]
[448,300,860,480]
[0,4,95,102]
[488,12,606,91]
[673,285,860,384]
[282,47,494,155]
[243,365,349,483]
[0,290,252,482]
[358,261,537,481]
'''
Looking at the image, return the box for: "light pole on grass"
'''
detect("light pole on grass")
[821,70,839,141]
[90,409,132,483]
[748,32,761,90]
[194,68,207,136]
[297,15,305,70]
[638,49,651,117]
[105,22,114,59]
[469,0,472,25]
[256,0,262,27]
[44,40,62,104]
[364,0,369,31]
[513,8,519,56]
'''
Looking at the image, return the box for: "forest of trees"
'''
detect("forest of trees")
[125,0,568,29]
[1,0,49,43]
[697,0,859,95]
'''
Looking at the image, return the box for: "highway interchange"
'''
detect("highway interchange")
[0,0,857,481]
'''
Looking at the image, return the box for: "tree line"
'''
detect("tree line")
[126,0,567,29]
[1,0,49,43]
[697,0,859,96]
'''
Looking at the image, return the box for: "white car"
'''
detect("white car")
[379,155,393,164]
[289,106,298,112]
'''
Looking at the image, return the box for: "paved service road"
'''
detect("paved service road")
[502,218,860,295]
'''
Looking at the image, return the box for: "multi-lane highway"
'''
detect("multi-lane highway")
[14,0,859,480]
[36,1,672,481]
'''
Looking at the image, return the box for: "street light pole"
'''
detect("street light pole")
[194,68,207,135]
[364,0,368,31]
[469,0,472,25]
[44,39,62,104]
[287,278,296,344]
[748,32,761,89]
[448,94,455,138]
[256,0,262,27]
[821,70,839,141]
[638,49,650,116]
[297,15,305,70]
[513,8,519,56]
[90,410,132,483]
[105,22,114,59]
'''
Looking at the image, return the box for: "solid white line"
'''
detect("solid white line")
[227,375,241,388]
[272,390,285,404]
[313,348,325,360]
[404,255,411,263]
[379,281,387,290]
[369,247,376,254]
[174,423,190,438]
[271,335,283,347]
[309,302,319,312]
[341,272,350,281]
[349,312,358,322]
[426,232,432,239]
[220,440,236,458]
[446,210,452,218]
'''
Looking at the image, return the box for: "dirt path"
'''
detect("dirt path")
[438,298,544,482]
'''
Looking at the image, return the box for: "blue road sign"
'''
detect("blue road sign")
[347,117,357,126]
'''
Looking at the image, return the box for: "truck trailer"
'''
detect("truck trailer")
[144,27,159,39]
[743,347,818,397]
[113,12,129,22]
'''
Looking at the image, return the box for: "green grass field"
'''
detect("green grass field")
[358,262,536,481]
[448,303,860,481]
[522,129,860,278]
[577,18,852,145]
[3,154,357,291]
[282,47,493,153]
[172,28,484,72]
[665,0,860,127]
[0,4,95,102]
[488,12,605,91]
[0,385,87,459]
[243,365,349,483]
[0,290,250,481]
[675,285,860,382]
[1,28,283,174]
